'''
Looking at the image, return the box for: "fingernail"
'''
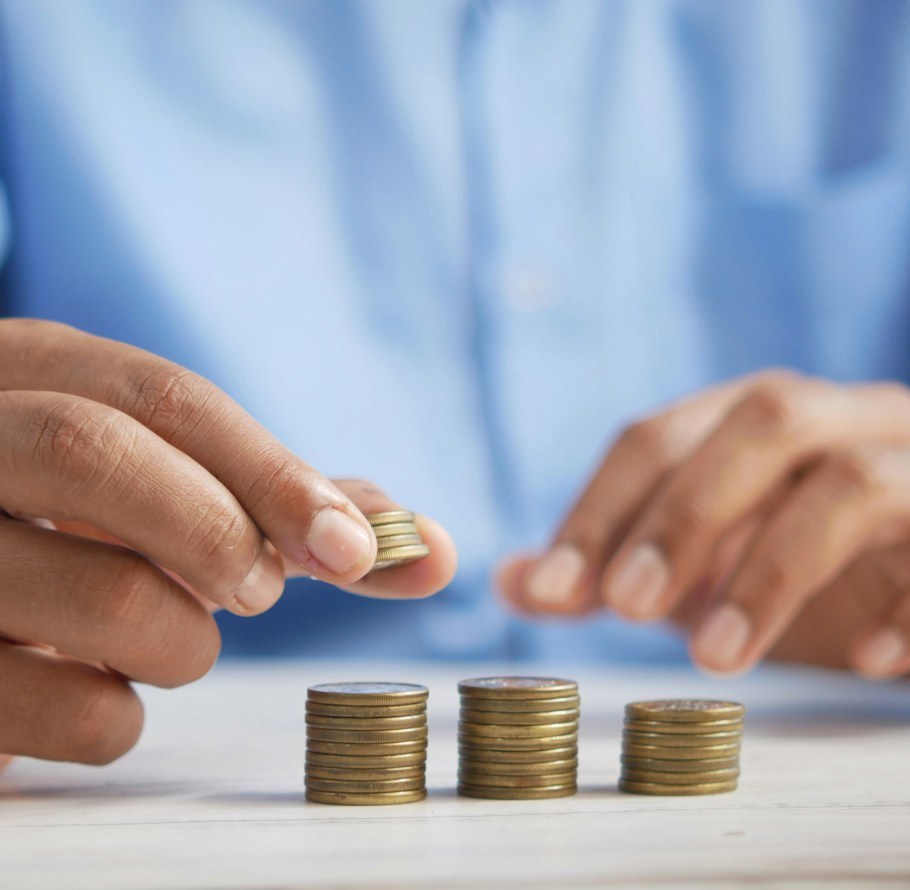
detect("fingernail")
[234,548,285,613]
[692,603,751,671]
[306,508,373,575]
[607,543,668,617]
[525,543,585,605]
[856,626,906,677]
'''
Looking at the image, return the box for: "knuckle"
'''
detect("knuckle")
[103,555,221,688]
[102,554,164,635]
[819,449,884,500]
[29,401,134,488]
[735,383,805,438]
[566,499,615,546]
[743,551,794,598]
[243,449,321,519]
[126,367,213,441]
[659,491,714,540]
[871,380,910,411]
[616,418,673,463]
[185,496,256,584]
[69,680,144,765]
[752,367,804,388]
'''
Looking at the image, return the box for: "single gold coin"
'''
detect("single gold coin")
[458,677,578,701]
[620,768,740,786]
[365,510,416,526]
[372,521,419,538]
[305,776,426,793]
[307,682,428,707]
[371,533,425,548]
[618,779,738,796]
[459,758,578,776]
[457,784,576,800]
[459,721,578,739]
[622,743,740,761]
[305,713,427,730]
[305,764,425,782]
[621,755,739,773]
[457,732,578,750]
[305,750,427,769]
[307,739,427,757]
[460,708,579,726]
[623,729,742,747]
[624,718,742,735]
[372,543,431,569]
[306,726,428,744]
[458,745,577,764]
[625,700,745,723]
[460,695,581,714]
[306,788,427,806]
[306,701,426,718]
[458,771,577,789]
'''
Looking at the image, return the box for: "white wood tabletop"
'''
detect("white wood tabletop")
[2,660,909,889]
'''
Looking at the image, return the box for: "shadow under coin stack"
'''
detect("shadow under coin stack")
[366,511,430,570]
[457,677,579,800]
[619,699,745,796]
[305,683,428,805]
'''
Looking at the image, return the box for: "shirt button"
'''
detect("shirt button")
[503,266,556,312]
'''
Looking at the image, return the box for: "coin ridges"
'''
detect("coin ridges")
[365,510,416,526]
[624,700,745,723]
[307,682,428,705]
[460,708,580,726]
[457,784,577,800]
[457,676,580,801]
[459,677,578,700]
[305,679,429,806]
[620,698,744,795]
[618,779,738,796]
[306,789,427,806]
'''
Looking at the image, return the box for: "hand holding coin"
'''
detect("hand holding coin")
[0,319,456,769]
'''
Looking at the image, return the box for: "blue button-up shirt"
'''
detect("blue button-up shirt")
[1,1,909,661]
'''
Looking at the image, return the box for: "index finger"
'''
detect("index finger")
[0,320,377,585]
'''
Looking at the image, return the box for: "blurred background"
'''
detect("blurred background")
[1,0,908,661]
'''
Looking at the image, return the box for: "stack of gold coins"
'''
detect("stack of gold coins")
[619,699,745,796]
[305,682,428,805]
[365,510,430,571]
[457,677,579,800]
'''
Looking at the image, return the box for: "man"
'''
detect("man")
[1,1,908,767]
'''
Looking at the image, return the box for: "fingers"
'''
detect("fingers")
[690,446,910,674]
[603,378,910,622]
[0,320,377,585]
[0,389,285,615]
[848,546,910,678]
[851,599,910,679]
[0,516,221,687]
[501,376,762,614]
[285,479,458,599]
[0,643,144,765]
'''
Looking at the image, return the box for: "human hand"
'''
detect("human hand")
[0,319,456,769]
[499,370,910,679]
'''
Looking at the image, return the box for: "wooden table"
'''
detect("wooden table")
[2,660,909,889]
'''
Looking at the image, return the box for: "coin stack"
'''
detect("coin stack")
[457,677,579,800]
[619,699,745,796]
[366,510,430,571]
[305,682,429,805]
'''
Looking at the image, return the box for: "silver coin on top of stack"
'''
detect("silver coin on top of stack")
[305,682,428,805]
[619,699,745,796]
[458,677,579,799]
[366,510,431,571]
